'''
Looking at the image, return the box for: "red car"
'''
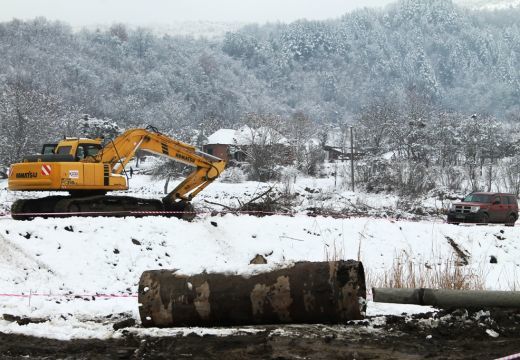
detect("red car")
[447,192,518,226]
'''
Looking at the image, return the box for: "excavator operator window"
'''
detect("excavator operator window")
[76,146,85,160]
[56,146,72,155]
[84,144,101,156]
[75,144,101,160]
[41,144,57,155]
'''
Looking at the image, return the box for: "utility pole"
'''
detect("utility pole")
[350,126,355,192]
[334,160,337,188]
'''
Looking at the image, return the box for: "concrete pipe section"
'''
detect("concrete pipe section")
[138,260,366,327]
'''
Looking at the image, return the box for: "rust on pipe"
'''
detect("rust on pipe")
[138,260,366,327]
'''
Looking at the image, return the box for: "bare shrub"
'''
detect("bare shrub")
[436,166,464,191]
[357,157,395,193]
[219,166,246,183]
[500,158,520,196]
[398,161,436,196]
[463,162,482,193]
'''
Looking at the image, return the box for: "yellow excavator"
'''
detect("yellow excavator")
[7,126,226,220]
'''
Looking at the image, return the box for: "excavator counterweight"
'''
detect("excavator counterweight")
[7,127,226,220]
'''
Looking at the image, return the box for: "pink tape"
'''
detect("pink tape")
[4,209,452,225]
[0,293,137,299]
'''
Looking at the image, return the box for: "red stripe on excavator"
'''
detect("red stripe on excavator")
[41,164,52,176]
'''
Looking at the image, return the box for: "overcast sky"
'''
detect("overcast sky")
[0,0,395,25]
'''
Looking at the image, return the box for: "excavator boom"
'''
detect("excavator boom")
[7,127,226,219]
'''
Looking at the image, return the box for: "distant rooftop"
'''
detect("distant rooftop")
[206,126,288,146]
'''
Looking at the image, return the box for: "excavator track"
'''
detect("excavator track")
[11,196,67,220]
[11,196,195,221]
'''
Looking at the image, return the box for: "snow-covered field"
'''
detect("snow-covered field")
[0,175,519,340]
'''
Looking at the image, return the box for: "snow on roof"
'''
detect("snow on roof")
[380,151,397,160]
[206,129,238,145]
[207,126,288,146]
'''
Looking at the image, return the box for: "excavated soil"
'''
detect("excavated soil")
[1,308,520,359]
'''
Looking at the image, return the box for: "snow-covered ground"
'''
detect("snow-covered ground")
[0,175,518,340]
[0,159,452,219]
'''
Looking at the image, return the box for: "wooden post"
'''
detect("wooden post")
[139,260,366,327]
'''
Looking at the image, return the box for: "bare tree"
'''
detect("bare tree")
[285,111,315,172]
[0,76,80,166]
[241,113,287,181]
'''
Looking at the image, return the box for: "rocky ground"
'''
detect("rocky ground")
[1,308,519,359]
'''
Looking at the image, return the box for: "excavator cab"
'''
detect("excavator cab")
[21,139,103,164]
[53,139,103,161]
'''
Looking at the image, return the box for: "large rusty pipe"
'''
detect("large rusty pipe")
[139,260,366,327]
[373,288,520,309]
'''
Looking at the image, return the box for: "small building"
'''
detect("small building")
[323,145,348,161]
[204,126,289,164]
[204,129,239,161]
[321,127,364,161]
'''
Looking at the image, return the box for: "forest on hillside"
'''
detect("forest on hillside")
[1,0,519,195]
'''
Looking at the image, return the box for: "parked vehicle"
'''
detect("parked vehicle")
[447,192,518,226]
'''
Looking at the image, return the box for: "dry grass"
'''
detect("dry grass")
[503,267,520,291]
[368,251,486,290]
[323,225,364,262]
[324,239,345,262]
[323,231,487,291]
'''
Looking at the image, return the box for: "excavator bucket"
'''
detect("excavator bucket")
[162,199,196,221]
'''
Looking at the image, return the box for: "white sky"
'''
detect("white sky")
[0,0,395,25]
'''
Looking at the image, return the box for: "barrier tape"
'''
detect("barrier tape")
[2,208,449,223]
[0,292,137,299]
[3,209,515,227]
[8,210,286,217]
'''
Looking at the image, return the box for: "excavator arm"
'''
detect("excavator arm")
[95,127,226,206]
